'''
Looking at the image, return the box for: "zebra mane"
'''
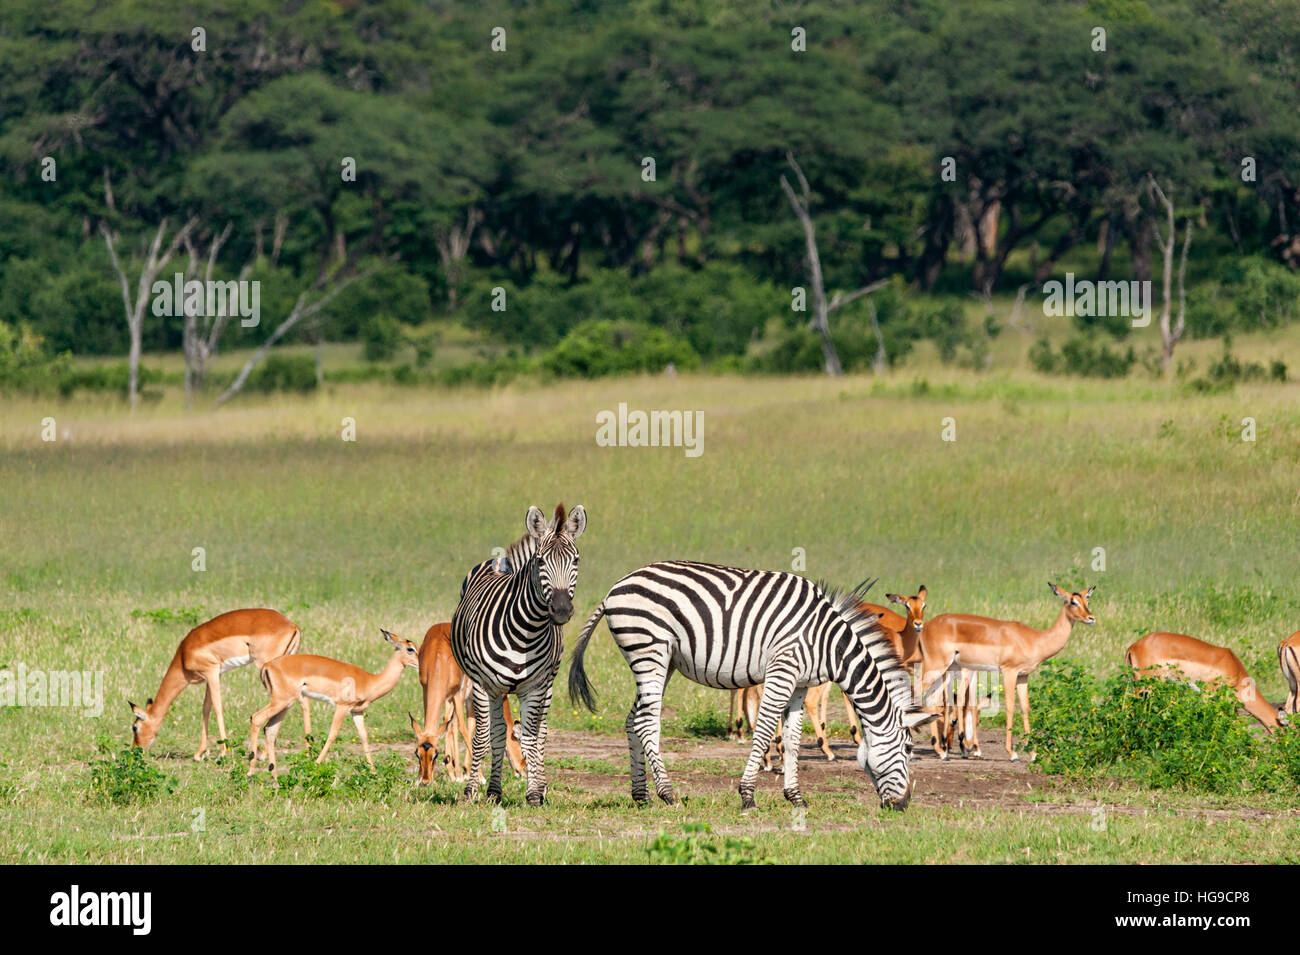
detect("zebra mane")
[817,576,915,714]
[497,532,538,575]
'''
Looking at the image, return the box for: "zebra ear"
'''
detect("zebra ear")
[525,505,548,540]
[903,710,938,729]
[564,504,587,539]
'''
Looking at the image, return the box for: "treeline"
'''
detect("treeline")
[3,0,1300,397]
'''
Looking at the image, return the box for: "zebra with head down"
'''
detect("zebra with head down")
[568,561,934,810]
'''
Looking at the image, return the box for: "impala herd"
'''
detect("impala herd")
[129,578,1300,793]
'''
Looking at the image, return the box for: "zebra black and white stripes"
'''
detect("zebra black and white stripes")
[451,502,587,806]
[568,561,934,810]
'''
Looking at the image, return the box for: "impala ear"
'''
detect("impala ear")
[1049,582,1067,599]
[129,701,148,720]
[564,504,587,540]
[525,505,548,540]
[1084,584,1096,599]
[903,710,938,729]
[409,712,421,735]
[886,593,903,605]
[381,628,398,645]
[918,585,927,606]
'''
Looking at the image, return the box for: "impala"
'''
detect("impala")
[1128,631,1284,729]
[727,685,782,770]
[921,583,1096,760]
[130,608,308,759]
[1281,631,1300,716]
[247,629,419,776]
[409,622,526,783]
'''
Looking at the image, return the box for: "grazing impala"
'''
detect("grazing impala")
[248,629,419,776]
[1281,631,1300,716]
[130,608,308,759]
[1127,632,1284,729]
[921,583,1096,760]
[409,622,526,783]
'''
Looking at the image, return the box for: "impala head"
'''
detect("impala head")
[128,699,161,750]
[886,585,927,635]
[381,629,421,668]
[408,712,440,785]
[524,502,587,625]
[1050,582,1097,625]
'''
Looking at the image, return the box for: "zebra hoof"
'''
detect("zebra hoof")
[783,788,806,807]
[632,792,650,807]
[739,791,757,812]
[658,791,677,806]
[526,792,545,807]
[485,789,503,804]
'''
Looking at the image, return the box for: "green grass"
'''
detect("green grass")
[2,352,1299,863]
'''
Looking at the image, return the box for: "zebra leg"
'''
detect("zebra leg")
[739,663,798,811]
[515,677,555,807]
[781,686,810,807]
[625,706,649,805]
[463,682,491,801]
[486,693,508,802]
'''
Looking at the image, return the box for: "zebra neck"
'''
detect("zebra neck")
[505,560,552,631]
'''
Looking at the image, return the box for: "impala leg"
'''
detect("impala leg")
[966,675,982,757]
[728,689,743,742]
[842,685,860,744]
[247,699,286,775]
[954,670,972,757]
[740,663,798,810]
[203,674,229,757]
[264,707,287,777]
[464,683,490,800]
[352,713,374,771]
[1016,676,1032,761]
[196,684,212,760]
[317,705,349,763]
[516,678,556,807]
[300,698,311,745]
[452,693,471,781]
[1001,668,1019,761]
[781,687,810,806]
[485,693,507,802]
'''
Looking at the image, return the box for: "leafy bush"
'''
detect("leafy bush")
[647,823,768,865]
[680,705,731,739]
[1029,334,1137,378]
[541,319,698,378]
[362,314,402,361]
[0,320,72,393]
[88,740,177,806]
[1185,344,1286,392]
[244,354,318,393]
[1028,661,1292,794]
[257,744,408,799]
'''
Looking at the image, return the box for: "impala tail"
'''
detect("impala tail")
[567,601,606,712]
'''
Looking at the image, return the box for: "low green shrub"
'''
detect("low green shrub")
[87,739,177,806]
[647,823,768,864]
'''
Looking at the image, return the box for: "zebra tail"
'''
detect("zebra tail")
[568,601,606,712]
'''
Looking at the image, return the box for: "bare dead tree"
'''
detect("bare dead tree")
[214,260,388,407]
[100,215,198,407]
[1147,174,1193,372]
[434,206,483,309]
[780,152,887,376]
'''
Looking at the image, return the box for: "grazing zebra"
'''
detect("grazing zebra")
[568,561,934,810]
[451,503,587,806]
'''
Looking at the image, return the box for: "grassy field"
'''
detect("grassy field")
[2,332,1299,863]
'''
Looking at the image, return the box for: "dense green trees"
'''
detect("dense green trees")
[2,0,1299,393]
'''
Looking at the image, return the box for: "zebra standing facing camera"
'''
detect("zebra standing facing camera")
[568,561,935,810]
[451,502,587,806]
